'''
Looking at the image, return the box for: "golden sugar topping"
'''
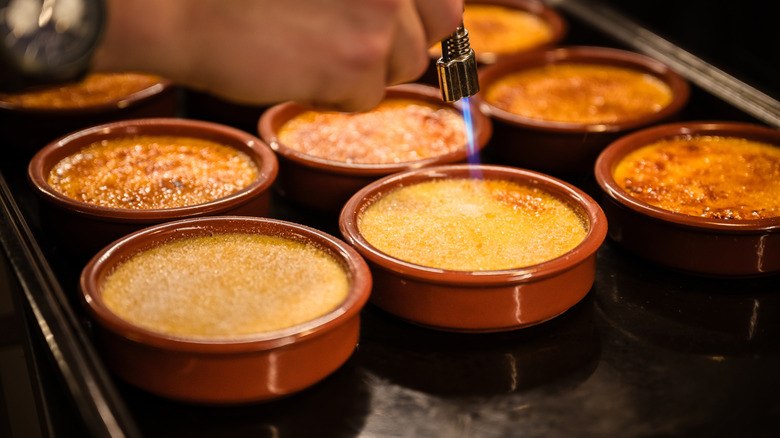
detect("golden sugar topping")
[0,73,163,108]
[485,63,673,124]
[101,234,350,339]
[277,98,466,164]
[613,135,780,220]
[430,4,554,59]
[358,178,588,271]
[48,135,258,209]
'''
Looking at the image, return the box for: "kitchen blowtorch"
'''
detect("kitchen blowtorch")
[437,22,479,102]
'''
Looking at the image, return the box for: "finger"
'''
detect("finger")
[414,0,464,45]
[385,0,429,86]
[304,81,387,113]
[301,46,388,112]
[293,1,393,112]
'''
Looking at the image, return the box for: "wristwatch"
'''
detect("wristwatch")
[0,0,106,92]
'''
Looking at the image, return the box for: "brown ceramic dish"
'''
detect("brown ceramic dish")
[420,0,567,84]
[28,118,278,256]
[0,72,178,152]
[594,121,780,278]
[258,83,492,212]
[339,164,607,332]
[476,46,690,175]
[443,0,566,64]
[79,216,372,404]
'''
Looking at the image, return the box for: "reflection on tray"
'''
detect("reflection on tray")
[593,243,780,357]
[356,298,600,396]
[112,360,370,437]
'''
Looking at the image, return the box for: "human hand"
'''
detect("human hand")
[94,0,463,111]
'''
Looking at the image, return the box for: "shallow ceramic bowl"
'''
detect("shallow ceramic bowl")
[0,73,178,153]
[79,216,372,404]
[420,0,567,84]
[476,46,690,175]
[258,83,492,212]
[28,118,278,256]
[339,164,607,332]
[594,121,780,278]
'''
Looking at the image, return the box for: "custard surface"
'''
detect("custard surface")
[358,178,588,271]
[101,234,350,339]
[613,135,780,219]
[278,98,466,164]
[0,73,163,108]
[485,63,673,124]
[430,4,554,58]
[48,135,258,209]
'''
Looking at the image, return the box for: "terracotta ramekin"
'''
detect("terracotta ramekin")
[419,0,567,84]
[79,216,372,404]
[28,118,278,256]
[594,121,780,278]
[258,83,492,212]
[339,164,608,332]
[0,73,178,153]
[476,46,690,175]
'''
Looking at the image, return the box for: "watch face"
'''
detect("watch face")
[1,0,105,79]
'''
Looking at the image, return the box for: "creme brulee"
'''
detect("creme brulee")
[101,234,350,339]
[48,135,258,209]
[461,4,555,56]
[277,98,466,164]
[0,72,163,109]
[358,178,588,271]
[613,136,780,220]
[485,63,673,124]
[429,4,554,61]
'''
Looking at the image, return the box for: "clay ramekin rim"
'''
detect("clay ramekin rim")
[339,164,608,285]
[428,0,568,65]
[594,120,780,232]
[0,76,174,115]
[257,83,492,177]
[475,45,691,133]
[27,118,279,223]
[79,216,372,354]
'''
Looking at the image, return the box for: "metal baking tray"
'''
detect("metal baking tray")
[2,0,778,436]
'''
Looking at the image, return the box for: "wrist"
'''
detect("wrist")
[92,0,189,79]
[1,0,106,91]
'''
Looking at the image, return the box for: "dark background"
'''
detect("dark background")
[599,0,779,99]
[2,1,779,437]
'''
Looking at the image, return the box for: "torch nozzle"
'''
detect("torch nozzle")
[437,23,479,102]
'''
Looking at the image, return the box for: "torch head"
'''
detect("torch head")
[437,23,479,102]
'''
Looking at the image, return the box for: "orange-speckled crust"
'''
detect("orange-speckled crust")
[277,99,466,164]
[613,136,780,219]
[102,234,349,339]
[0,73,163,108]
[485,63,673,124]
[358,178,587,271]
[429,4,554,57]
[48,135,258,209]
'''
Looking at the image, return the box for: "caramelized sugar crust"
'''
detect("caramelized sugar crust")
[48,135,258,209]
[358,178,588,271]
[429,4,554,58]
[613,136,780,219]
[102,234,349,339]
[0,73,163,108]
[485,63,673,124]
[278,99,466,164]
